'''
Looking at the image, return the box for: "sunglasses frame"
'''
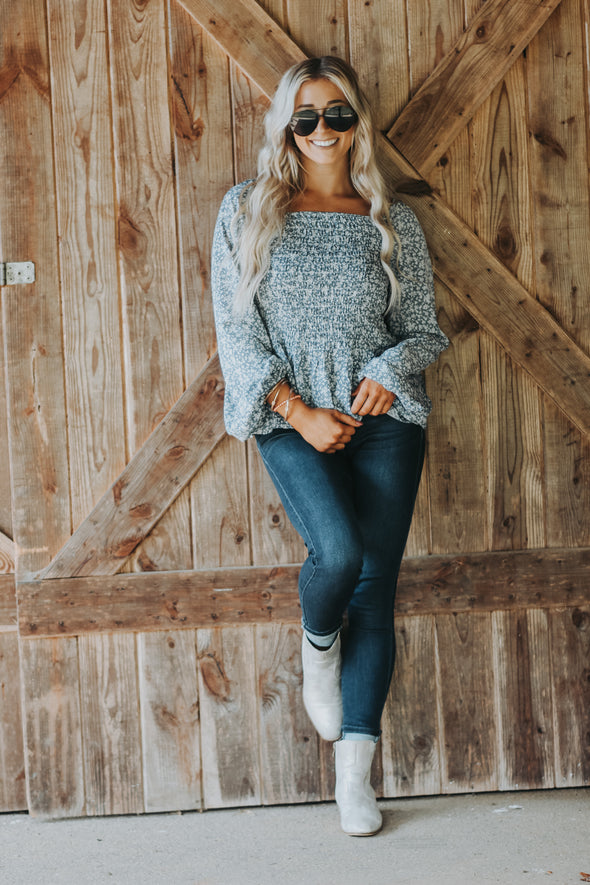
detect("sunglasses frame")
[289,104,358,138]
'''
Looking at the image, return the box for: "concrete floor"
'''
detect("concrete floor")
[1,788,589,885]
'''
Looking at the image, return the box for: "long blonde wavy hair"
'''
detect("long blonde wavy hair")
[231,56,400,314]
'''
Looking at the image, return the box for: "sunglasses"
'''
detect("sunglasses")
[289,104,358,137]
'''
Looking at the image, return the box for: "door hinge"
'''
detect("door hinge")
[0,262,36,286]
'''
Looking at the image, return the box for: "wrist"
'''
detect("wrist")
[285,397,311,430]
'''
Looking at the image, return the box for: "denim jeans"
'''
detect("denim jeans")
[255,414,425,737]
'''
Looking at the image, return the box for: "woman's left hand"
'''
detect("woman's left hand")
[351,378,396,416]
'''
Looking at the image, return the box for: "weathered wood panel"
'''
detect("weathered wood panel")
[39,355,225,580]
[391,0,564,175]
[492,609,555,790]
[137,630,201,811]
[436,612,498,792]
[382,616,441,797]
[19,637,84,817]
[550,606,590,786]
[17,547,590,637]
[0,631,26,811]
[0,311,12,539]
[46,0,126,528]
[0,576,16,628]
[197,626,261,807]
[78,632,143,815]
[255,623,321,804]
[108,0,190,573]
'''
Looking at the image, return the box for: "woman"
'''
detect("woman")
[211,56,448,836]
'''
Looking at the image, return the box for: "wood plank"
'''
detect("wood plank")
[38,354,225,580]
[285,0,347,59]
[426,283,487,552]
[470,58,544,549]
[527,0,590,548]
[197,626,261,807]
[46,0,126,530]
[436,612,498,792]
[0,0,85,822]
[550,606,590,786]
[137,630,201,811]
[18,636,84,818]
[169,10,252,571]
[492,609,554,790]
[381,616,441,797]
[17,546,590,637]
[389,0,564,176]
[0,532,14,574]
[0,631,26,811]
[348,0,409,130]
[0,0,72,582]
[255,623,321,804]
[177,0,305,98]
[107,0,190,573]
[0,575,16,628]
[78,632,143,815]
[0,307,12,539]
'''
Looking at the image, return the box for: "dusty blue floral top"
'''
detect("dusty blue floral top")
[211,180,449,440]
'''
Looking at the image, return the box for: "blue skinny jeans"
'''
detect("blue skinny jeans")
[256,414,425,737]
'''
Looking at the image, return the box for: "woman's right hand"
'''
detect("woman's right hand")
[288,401,362,453]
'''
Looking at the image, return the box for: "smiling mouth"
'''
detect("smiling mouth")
[310,138,338,147]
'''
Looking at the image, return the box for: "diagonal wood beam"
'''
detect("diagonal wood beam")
[388,0,563,177]
[38,354,225,579]
[177,0,304,94]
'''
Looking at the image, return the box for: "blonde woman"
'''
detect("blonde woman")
[211,56,448,835]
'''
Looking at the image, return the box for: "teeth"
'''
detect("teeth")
[311,138,338,147]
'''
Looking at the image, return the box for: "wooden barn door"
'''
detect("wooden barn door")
[1,0,589,817]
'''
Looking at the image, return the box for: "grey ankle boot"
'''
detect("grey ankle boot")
[301,633,342,741]
[334,739,382,836]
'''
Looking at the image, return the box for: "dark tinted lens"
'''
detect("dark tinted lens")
[290,110,320,137]
[323,106,357,131]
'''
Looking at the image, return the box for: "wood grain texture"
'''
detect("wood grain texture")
[0,532,15,574]
[0,631,26,811]
[255,623,321,804]
[492,609,555,790]
[348,0,409,130]
[0,0,71,582]
[46,0,126,529]
[471,58,544,549]
[285,0,347,59]
[527,0,590,548]
[390,0,564,175]
[108,0,190,573]
[178,0,304,98]
[17,547,590,637]
[436,612,498,792]
[0,575,16,628]
[550,606,590,786]
[18,636,84,818]
[197,626,261,807]
[137,630,201,811]
[38,355,225,579]
[381,616,441,797]
[78,632,143,815]
[0,313,12,539]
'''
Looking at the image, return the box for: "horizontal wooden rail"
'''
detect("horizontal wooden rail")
[17,547,590,637]
[388,0,564,176]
